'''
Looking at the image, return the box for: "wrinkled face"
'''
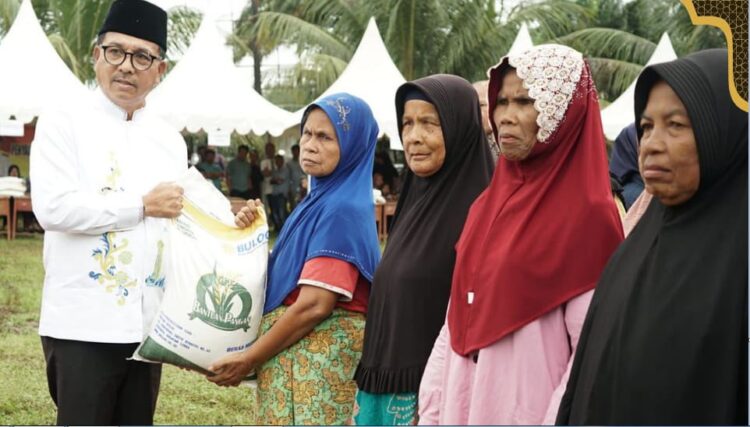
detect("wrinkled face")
[638,80,700,206]
[401,100,446,178]
[493,69,539,161]
[93,32,166,115]
[473,82,493,136]
[300,108,341,177]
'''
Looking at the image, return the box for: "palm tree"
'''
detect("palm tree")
[554,28,655,101]
[232,0,591,110]
[550,0,725,101]
[233,0,727,108]
[0,0,20,37]
[167,5,202,60]
[37,0,114,84]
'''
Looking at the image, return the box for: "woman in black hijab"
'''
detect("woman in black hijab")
[353,74,493,425]
[556,48,747,425]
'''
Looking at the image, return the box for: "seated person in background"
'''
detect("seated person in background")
[372,172,392,199]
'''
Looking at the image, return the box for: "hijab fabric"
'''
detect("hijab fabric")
[355,75,493,393]
[264,93,381,313]
[557,49,748,425]
[609,122,640,183]
[448,44,624,356]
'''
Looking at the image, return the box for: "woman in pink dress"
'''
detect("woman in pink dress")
[418,44,623,425]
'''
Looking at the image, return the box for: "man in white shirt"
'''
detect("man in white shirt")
[30,1,185,424]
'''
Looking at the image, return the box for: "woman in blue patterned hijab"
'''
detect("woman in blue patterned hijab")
[207,93,381,425]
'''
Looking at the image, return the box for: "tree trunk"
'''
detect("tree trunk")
[250,0,262,94]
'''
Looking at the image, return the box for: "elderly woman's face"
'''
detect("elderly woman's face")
[638,80,700,206]
[402,100,446,178]
[300,108,341,177]
[493,69,539,162]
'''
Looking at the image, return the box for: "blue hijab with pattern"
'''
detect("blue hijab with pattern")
[264,93,381,313]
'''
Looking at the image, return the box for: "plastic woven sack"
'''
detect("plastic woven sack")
[133,168,268,377]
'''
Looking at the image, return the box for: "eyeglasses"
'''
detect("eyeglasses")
[99,45,161,71]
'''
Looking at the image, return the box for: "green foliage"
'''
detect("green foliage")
[233,0,595,108]
[233,0,728,107]
[554,0,725,100]
[167,6,202,59]
[0,0,20,37]
[34,0,113,83]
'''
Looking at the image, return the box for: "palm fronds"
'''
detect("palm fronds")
[554,28,656,65]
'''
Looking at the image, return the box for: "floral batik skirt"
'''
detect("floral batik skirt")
[352,390,418,425]
[256,306,365,425]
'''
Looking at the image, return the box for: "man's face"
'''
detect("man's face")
[265,142,275,158]
[292,146,300,159]
[93,32,166,115]
[238,148,248,160]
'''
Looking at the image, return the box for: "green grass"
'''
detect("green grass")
[0,236,258,425]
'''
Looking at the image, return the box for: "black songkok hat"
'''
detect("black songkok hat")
[98,0,168,54]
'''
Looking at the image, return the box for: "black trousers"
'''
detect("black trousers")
[41,336,162,425]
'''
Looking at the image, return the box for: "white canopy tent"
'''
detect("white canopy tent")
[147,14,296,138]
[508,23,534,56]
[0,0,90,123]
[600,32,678,140]
[292,17,406,150]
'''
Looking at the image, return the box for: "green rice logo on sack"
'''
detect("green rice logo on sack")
[189,267,252,331]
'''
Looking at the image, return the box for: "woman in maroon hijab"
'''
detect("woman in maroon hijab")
[418,44,623,425]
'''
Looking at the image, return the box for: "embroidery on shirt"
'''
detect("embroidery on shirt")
[101,152,125,194]
[89,152,135,305]
[89,232,137,305]
[145,240,165,288]
[325,98,351,131]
